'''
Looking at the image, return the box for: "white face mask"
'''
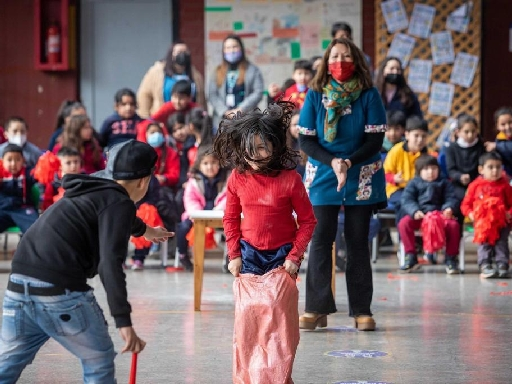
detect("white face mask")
[9,134,27,147]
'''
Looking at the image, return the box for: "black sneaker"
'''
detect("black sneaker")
[399,253,421,273]
[480,264,496,279]
[180,254,193,272]
[497,263,510,278]
[445,257,459,275]
[424,253,437,265]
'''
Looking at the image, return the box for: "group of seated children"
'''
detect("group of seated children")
[382,107,512,278]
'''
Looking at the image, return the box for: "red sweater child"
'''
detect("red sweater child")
[150,101,198,125]
[461,175,512,245]
[223,169,317,266]
[273,84,308,110]
[153,145,180,188]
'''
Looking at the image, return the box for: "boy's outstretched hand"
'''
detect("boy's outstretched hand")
[284,260,298,275]
[119,326,146,353]
[143,226,174,243]
[228,257,242,277]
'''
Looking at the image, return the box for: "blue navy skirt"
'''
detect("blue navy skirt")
[240,240,292,275]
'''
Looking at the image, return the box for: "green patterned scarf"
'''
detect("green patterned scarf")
[322,77,363,142]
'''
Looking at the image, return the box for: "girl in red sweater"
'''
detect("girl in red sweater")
[213,100,316,384]
[145,121,180,188]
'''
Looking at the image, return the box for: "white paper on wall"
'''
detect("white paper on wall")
[450,52,479,88]
[408,3,436,39]
[430,31,455,65]
[408,59,432,93]
[428,82,455,117]
[387,33,416,67]
[381,0,409,33]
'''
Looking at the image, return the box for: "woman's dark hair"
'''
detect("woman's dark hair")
[494,106,512,123]
[414,154,439,174]
[375,57,416,110]
[164,40,192,78]
[215,34,247,88]
[146,122,168,174]
[187,107,213,146]
[54,100,85,131]
[331,22,352,39]
[114,88,136,104]
[213,100,298,175]
[309,38,372,92]
[167,111,187,131]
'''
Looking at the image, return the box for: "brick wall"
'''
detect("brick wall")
[179,0,205,77]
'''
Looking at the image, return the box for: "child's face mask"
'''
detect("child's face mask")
[147,132,165,148]
[8,134,27,147]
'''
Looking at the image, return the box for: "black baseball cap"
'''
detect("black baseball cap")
[93,140,158,181]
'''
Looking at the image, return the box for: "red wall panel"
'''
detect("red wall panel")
[0,0,78,149]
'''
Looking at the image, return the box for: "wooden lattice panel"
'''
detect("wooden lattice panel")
[375,0,481,149]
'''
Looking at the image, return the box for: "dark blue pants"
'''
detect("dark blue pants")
[240,240,292,275]
[177,219,193,255]
[0,208,39,234]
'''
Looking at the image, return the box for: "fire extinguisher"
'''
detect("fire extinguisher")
[46,23,61,64]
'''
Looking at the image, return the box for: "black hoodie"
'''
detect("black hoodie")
[11,174,146,328]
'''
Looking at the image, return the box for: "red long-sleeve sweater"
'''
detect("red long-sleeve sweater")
[150,101,198,125]
[223,170,317,266]
[153,146,180,187]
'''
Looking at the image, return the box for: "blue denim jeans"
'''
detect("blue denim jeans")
[0,274,116,384]
[240,240,292,275]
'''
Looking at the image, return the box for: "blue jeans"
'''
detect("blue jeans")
[240,240,292,275]
[0,208,39,233]
[0,274,116,384]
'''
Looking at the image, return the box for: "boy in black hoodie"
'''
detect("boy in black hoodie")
[0,140,173,383]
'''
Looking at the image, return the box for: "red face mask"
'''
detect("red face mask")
[328,61,355,83]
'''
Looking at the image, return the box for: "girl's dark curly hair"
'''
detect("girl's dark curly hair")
[213,100,298,174]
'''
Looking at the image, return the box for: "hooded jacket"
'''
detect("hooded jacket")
[11,174,146,328]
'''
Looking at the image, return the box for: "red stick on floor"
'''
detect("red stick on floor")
[129,353,138,384]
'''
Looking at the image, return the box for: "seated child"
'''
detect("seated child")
[150,80,198,125]
[176,145,227,271]
[0,144,39,234]
[461,151,512,278]
[185,107,214,171]
[384,115,429,217]
[130,175,164,270]
[145,121,179,189]
[445,113,485,202]
[34,147,82,210]
[99,88,142,149]
[268,59,313,109]
[398,155,460,273]
[53,115,105,174]
[484,106,512,178]
[381,110,405,157]
[0,117,42,168]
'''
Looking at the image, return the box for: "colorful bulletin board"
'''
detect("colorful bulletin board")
[375,0,481,148]
[205,0,362,102]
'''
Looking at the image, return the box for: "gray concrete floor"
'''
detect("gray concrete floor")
[0,234,511,384]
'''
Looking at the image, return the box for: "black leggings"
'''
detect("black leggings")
[305,204,374,317]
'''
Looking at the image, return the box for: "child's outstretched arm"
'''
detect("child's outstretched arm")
[289,172,317,268]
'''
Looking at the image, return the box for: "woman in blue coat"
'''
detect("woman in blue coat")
[298,38,387,331]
